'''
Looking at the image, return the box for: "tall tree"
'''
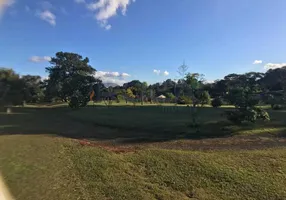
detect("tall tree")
[177,62,189,96]
[0,68,24,107]
[22,75,44,103]
[262,66,286,91]
[45,52,97,107]
[185,73,204,126]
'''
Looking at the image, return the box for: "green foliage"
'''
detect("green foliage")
[198,90,211,106]
[126,87,135,99]
[226,107,270,124]
[44,52,96,108]
[69,91,90,109]
[177,96,192,105]
[22,75,44,103]
[69,96,80,109]
[0,68,24,106]
[225,85,269,123]
[211,97,223,108]
[166,92,176,102]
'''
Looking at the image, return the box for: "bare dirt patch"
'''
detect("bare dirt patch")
[77,139,139,153]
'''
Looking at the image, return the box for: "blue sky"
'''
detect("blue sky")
[1,0,286,85]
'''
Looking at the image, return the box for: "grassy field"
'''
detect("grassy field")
[1,135,286,200]
[68,104,286,141]
[0,104,286,199]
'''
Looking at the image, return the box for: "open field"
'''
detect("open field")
[1,135,286,200]
[1,105,286,199]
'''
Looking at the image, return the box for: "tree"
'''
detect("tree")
[45,52,97,108]
[185,73,204,107]
[225,85,270,124]
[126,87,135,99]
[166,92,176,102]
[0,68,24,108]
[262,67,286,91]
[198,91,211,106]
[22,75,44,103]
[177,62,189,78]
[211,97,223,108]
[185,73,204,126]
[177,62,189,96]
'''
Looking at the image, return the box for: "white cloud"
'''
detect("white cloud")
[94,71,130,78]
[37,10,56,26]
[121,73,130,77]
[41,76,49,81]
[100,77,128,86]
[0,0,14,18]
[76,0,135,30]
[205,80,215,84]
[94,71,131,86]
[105,24,111,30]
[154,69,169,76]
[29,56,51,63]
[264,63,286,70]
[74,0,86,3]
[253,60,263,64]
[153,69,161,75]
[163,71,169,76]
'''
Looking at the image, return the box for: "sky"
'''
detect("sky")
[1,0,286,85]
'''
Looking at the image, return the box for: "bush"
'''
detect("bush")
[211,97,223,108]
[177,96,192,105]
[255,108,270,121]
[69,95,89,109]
[225,108,270,124]
[272,104,283,110]
[198,91,211,106]
[69,96,79,109]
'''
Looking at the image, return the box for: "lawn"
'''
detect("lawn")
[0,135,286,200]
[0,105,286,200]
[68,104,286,141]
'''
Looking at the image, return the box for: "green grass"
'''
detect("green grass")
[0,135,286,200]
[0,105,286,199]
[68,104,286,140]
[1,104,286,141]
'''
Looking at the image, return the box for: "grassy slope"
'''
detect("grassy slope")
[1,135,286,200]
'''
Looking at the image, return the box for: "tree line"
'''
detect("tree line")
[1,51,286,110]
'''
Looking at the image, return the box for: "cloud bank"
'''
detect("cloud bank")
[264,63,286,70]
[94,71,131,86]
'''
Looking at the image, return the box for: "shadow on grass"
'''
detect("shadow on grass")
[0,106,285,144]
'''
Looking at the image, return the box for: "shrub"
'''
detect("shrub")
[198,91,211,106]
[177,96,192,105]
[255,108,270,121]
[69,95,89,109]
[211,97,223,108]
[225,108,270,124]
[69,96,79,109]
[272,104,283,110]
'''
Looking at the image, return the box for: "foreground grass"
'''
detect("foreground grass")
[1,135,286,200]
